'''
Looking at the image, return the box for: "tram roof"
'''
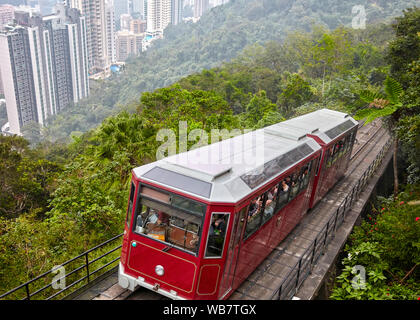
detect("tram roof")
[133,109,356,203]
[273,108,358,144]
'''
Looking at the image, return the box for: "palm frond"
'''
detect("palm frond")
[354,108,376,121]
[359,89,383,103]
[355,105,397,124]
[384,76,403,104]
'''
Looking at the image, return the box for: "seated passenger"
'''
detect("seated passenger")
[268,187,278,200]
[248,198,259,218]
[264,198,274,216]
[157,211,169,225]
[214,216,226,235]
[189,233,199,248]
[281,180,289,193]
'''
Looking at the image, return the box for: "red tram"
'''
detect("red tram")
[118,109,358,300]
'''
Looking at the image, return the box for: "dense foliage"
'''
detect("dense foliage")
[330,185,420,300]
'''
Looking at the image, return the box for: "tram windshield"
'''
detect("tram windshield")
[133,185,206,255]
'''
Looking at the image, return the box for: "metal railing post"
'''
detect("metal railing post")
[85,253,90,283]
[25,284,30,301]
[323,222,329,251]
[295,258,302,290]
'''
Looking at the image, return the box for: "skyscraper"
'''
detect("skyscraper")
[115,30,144,61]
[194,0,209,19]
[0,3,89,135]
[0,4,15,30]
[171,0,183,25]
[132,0,146,19]
[114,0,130,30]
[120,13,132,31]
[66,0,115,72]
[146,0,171,37]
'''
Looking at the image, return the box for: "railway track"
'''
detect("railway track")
[350,120,382,162]
[92,120,386,301]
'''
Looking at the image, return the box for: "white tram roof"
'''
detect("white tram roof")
[133,109,356,204]
[273,108,358,144]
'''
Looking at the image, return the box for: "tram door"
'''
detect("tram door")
[218,206,247,298]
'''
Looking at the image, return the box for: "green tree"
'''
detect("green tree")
[0,136,61,218]
[386,7,420,89]
[354,76,405,196]
[277,72,315,117]
[241,90,279,128]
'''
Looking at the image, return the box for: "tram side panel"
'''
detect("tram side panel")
[336,128,357,181]
[230,153,320,295]
[269,155,319,249]
[308,129,357,208]
[196,204,236,300]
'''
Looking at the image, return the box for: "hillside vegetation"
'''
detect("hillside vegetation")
[22,0,419,143]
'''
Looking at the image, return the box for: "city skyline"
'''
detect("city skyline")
[0,0,232,136]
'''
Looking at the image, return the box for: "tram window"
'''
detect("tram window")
[299,161,312,191]
[262,185,279,224]
[277,179,290,209]
[126,182,135,228]
[171,194,207,216]
[205,213,230,258]
[244,194,265,239]
[337,139,345,157]
[345,132,354,153]
[326,147,333,167]
[133,196,204,255]
[289,171,300,200]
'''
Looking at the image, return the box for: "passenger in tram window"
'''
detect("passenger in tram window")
[189,233,199,249]
[327,147,334,167]
[290,172,298,187]
[248,197,261,219]
[268,185,278,200]
[209,214,225,235]
[338,140,344,156]
[157,211,169,225]
[285,176,292,187]
[264,186,278,219]
[280,180,289,193]
[302,168,309,179]
[214,215,226,235]
[248,198,258,217]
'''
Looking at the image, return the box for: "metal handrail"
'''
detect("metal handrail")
[271,138,392,300]
[0,232,124,300]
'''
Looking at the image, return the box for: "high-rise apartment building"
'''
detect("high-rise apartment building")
[105,0,116,64]
[194,0,209,18]
[115,30,144,61]
[66,0,115,72]
[0,4,15,29]
[171,0,183,25]
[146,0,171,37]
[132,0,146,19]
[120,13,132,31]
[209,0,229,7]
[114,0,130,29]
[130,18,147,33]
[0,3,89,135]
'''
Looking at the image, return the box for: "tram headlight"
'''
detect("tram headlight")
[155,265,165,276]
